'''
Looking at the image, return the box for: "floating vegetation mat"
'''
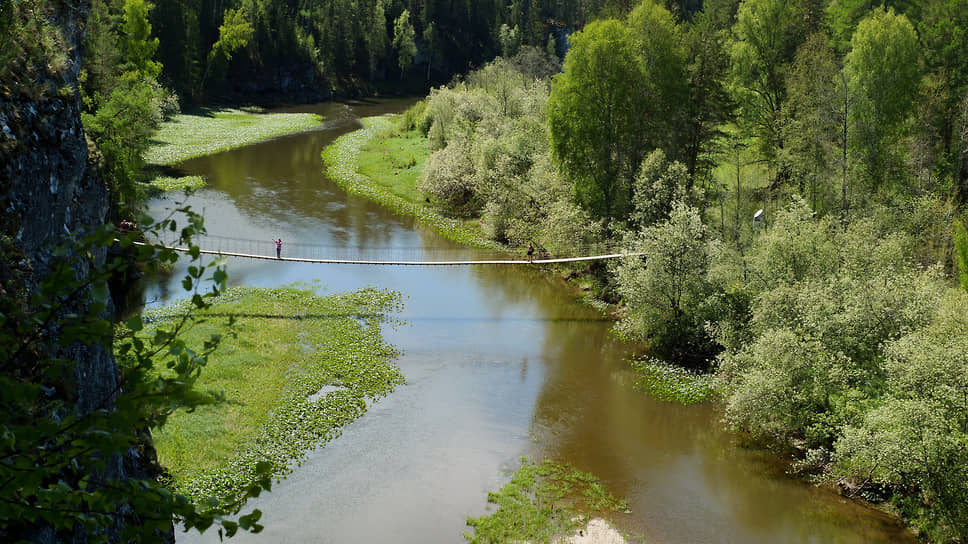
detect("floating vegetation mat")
[627,357,716,405]
[465,458,629,543]
[145,285,404,506]
[144,108,322,166]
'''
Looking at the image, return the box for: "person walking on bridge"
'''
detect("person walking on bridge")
[527,243,534,263]
[274,238,283,259]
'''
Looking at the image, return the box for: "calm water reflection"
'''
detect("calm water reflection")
[153,99,913,543]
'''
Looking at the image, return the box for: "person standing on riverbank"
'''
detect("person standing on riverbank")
[274,238,282,259]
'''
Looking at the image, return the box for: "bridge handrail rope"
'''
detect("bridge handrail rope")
[128,240,643,266]
[167,232,630,254]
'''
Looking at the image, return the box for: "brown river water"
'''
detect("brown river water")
[147,99,915,543]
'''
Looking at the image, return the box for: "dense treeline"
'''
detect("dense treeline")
[146,0,641,99]
[400,0,968,540]
[73,0,648,210]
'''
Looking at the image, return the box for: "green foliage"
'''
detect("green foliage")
[630,149,700,229]
[729,0,814,168]
[955,219,968,290]
[418,140,481,214]
[743,197,841,290]
[82,75,168,212]
[464,458,627,543]
[0,0,71,99]
[613,202,718,363]
[681,10,734,181]
[199,8,253,93]
[548,18,651,226]
[148,285,404,505]
[714,197,964,537]
[78,0,176,214]
[416,57,605,252]
[781,33,843,212]
[844,7,921,190]
[122,0,162,78]
[144,174,207,196]
[400,100,432,134]
[0,209,268,541]
[627,0,689,151]
[833,289,968,542]
[392,10,417,77]
[498,24,522,58]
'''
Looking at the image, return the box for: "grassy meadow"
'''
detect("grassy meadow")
[322,115,499,249]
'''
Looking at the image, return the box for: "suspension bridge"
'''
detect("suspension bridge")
[129,233,643,266]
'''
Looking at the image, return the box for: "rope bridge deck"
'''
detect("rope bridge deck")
[130,236,642,266]
[138,243,640,266]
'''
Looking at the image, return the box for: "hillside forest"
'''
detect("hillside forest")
[2,0,968,541]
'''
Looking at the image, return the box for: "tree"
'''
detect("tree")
[728,0,816,184]
[498,24,522,58]
[834,290,968,542]
[122,0,161,79]
[955,219,968,291]
[392,9,417,79]
[422,22,439,81]
[614,202,717,363]
[626,0,689,157]
[199,8,254,93]
[720,328,855,444]
[81,0,122,110]
[82,76,166,210]
[782,33,841,211]
[918,0,968,202]
[630,149,696,229]
[844,7,921,190]
[681,11,733,184]
[547,19,650,227]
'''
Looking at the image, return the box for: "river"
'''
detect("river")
[147,99,914,543]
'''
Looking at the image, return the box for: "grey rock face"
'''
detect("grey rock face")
[1,1,172,542]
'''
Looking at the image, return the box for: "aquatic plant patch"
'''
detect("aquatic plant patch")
[142,285,404,507]
[627,357,716,405]
[144,108,322,166]
[141,174,206,197]
[464,458,628,543]
[322,115,500,249]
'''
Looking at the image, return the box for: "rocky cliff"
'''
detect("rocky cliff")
[0,1,169,541]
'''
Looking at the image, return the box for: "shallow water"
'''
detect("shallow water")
[148,99,913,543]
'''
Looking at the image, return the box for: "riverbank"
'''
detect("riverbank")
[147,285,404,505]
[141,107,322,196]
[321,115,500,249]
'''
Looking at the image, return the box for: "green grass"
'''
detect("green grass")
[357,125,428,203]
[322,115,500,249]
[144,108,322,166]
[464,458,629,543]
[145,285,404,504]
